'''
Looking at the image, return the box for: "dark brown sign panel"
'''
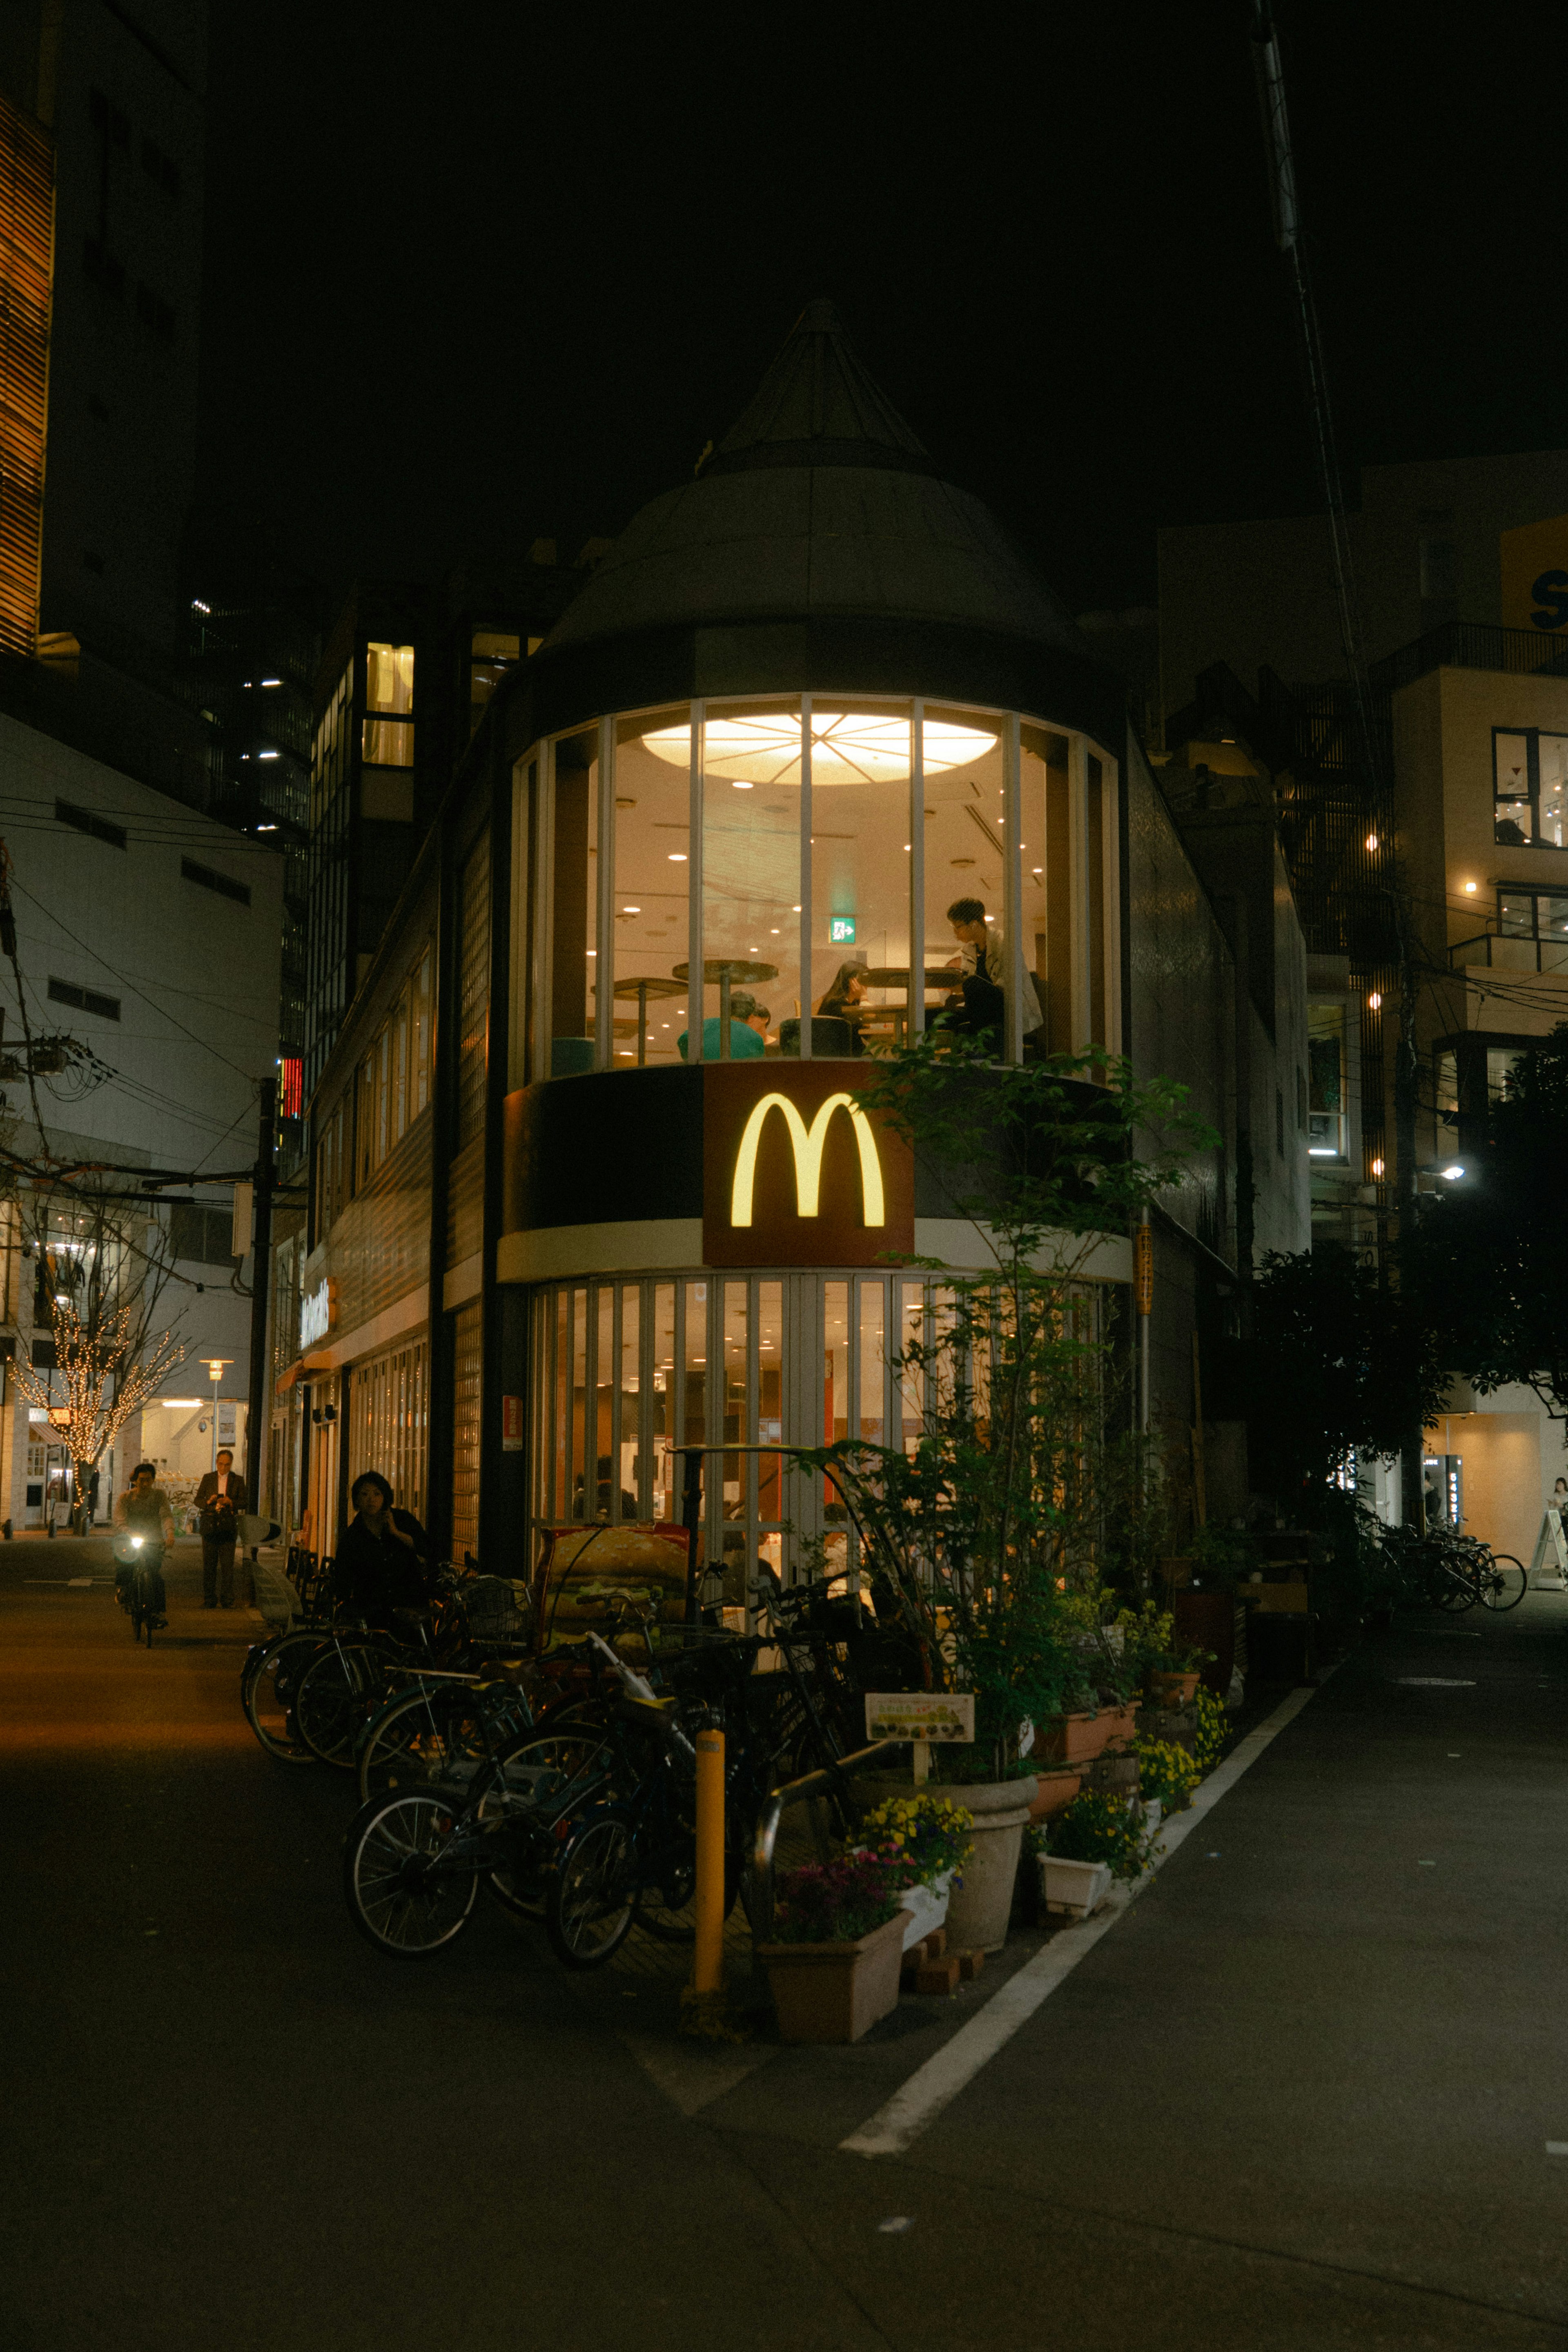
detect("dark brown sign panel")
[701,1061,914,1267]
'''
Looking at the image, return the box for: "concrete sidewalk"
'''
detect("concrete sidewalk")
[5,1534,1567,2351]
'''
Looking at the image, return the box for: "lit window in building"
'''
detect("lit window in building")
[1494,727,1568,848]
[363,641,415,769]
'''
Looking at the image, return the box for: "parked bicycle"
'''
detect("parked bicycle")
[1385,1522,1528,1613]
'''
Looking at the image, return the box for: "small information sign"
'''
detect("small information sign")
[864,1692,974,1744]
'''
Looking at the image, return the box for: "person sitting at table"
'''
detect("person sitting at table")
[937,897,1043,1039]
[816,963,870,1035]
[677,990,767,1060]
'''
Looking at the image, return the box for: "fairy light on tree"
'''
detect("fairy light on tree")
[13,1294,183,1528]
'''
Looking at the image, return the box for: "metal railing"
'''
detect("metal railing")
[1369,621,1568,696]
[750,1736,910,1942]
[1449,930,1568,975]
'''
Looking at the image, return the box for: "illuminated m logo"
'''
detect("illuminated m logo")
[729,1092,885,1228]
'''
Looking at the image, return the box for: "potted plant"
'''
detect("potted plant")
[785,1038,1214,1955]
[755,1855,907,2043]
[857,1792,973,1950]
[1134,1735,1201,1819]
[1040,1789,1153,1919]
[1145,1640,1208,1708]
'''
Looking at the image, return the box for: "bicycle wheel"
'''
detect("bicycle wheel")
[480,1727,611,1919]
[357,1687,495,1803]
[1480,1554,1528,1610]
[1432,1568,1478,1613]
[295,1643,382,1768]
[342,1791,480,1957]
[547,1808,637,1968]
[245,1630,326,1760]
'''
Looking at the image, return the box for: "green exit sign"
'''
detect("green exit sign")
[829,916,856,944]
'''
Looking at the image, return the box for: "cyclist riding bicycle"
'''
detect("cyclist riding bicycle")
[114,1461,174,1627]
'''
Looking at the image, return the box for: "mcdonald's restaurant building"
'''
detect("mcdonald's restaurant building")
[271,305,1310,1575]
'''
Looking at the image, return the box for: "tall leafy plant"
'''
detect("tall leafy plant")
[789,1037,1215,1776]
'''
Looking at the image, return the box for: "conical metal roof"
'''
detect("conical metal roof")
[539,303,1090,663]
[712,298,929,473]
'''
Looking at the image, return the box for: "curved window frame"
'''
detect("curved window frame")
[517,698,1121,1085]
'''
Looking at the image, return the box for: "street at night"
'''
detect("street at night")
[6,1536,1567,2352]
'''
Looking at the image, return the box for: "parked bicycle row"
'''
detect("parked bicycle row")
[241,1507,896,1973]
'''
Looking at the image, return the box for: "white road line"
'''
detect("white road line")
[840,1681,1325,2159]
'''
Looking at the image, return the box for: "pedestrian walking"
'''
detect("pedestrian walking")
[194,1449,248,1608]
[328,1472,430,1624]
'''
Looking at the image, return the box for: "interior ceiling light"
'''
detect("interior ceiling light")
[641,709,996,787]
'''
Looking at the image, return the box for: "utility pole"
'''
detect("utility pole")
[243,1073,276,1516]
[1251,2,1425,1519]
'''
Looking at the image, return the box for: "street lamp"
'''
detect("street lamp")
[202,1358,233,1474]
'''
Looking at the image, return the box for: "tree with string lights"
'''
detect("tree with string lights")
[12,1294,183,1533]
[18,1177,188,1532]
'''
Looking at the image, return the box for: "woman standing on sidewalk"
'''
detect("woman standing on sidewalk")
[329,1473,430,1625]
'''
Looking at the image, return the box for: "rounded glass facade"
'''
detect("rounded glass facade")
[521,697,1121,1082]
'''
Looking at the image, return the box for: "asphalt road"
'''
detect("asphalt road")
[3,1537,1567,2352]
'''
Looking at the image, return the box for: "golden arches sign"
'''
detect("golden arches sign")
[729,1092,886,1228]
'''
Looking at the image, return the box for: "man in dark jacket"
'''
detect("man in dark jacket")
[195,1450,247,1608]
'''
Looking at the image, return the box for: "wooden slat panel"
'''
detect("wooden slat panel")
[445,1133,484,1268]
[0,89,50,658]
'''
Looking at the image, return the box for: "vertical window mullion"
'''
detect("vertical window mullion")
[639,1277,654,1522]
[798,694,813,1058]
[594,715,616,1070]
[687,702,704,1061]
[1002,711,1024,1064]
[608,1284,623,1523]
[532,739,555,1083]
[909,701,924,1041]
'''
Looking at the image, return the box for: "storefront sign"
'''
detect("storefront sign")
[1501,513,1568,634]
[731,1092,884,1228]
[501,1394,524,1452]
[702,1063,913,1267]
[299,1279,337,1349]
[864,1692,975,1743]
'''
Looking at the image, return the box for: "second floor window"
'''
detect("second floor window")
[364,642,415,769]
[1494,729,1568,847]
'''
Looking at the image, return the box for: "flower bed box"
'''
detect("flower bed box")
[897,1871,953,1951]
[1037,1711,1113,1765]
[1040,1855,1113,1920]
[1146,1670,1201,1708]
[757,1910,907,2044]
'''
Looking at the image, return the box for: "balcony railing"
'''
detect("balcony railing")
[1450,929,1568,975]
[1371,622,1568,697]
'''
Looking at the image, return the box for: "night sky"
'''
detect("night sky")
[196,3,1568,617]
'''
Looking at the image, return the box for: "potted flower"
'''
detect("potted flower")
[1145,1639,1209,1709]
[858,1791,974,1950]
[756,1855,907,2043]
[1040,1789,1153,1919]
[1133,1735,1200,1835]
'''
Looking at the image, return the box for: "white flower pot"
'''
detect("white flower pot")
[1040,1854,1113,1920]
[1142,1798,1162,1841]
[897,1870,953,1951]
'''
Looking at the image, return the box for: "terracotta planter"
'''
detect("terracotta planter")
[1147,1671,1200,1708]
[758,1909,907,2044]
[1037,1711,1112,1765]
[1027,1766,1082,1823]
[1096,1701,1140,1750]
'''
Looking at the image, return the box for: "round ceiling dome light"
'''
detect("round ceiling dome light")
[639,708,996,788]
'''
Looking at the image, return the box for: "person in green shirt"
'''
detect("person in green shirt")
[678,993,770,1061]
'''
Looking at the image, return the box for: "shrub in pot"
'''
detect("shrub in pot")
[757,1855,907,2044]
[1041,1788,1153,1918]
[1133,1736,1200,1815]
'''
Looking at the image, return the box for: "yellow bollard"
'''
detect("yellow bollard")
[692,1727,726,1998]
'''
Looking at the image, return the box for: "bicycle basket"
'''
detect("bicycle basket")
[461,1576,532,1641]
